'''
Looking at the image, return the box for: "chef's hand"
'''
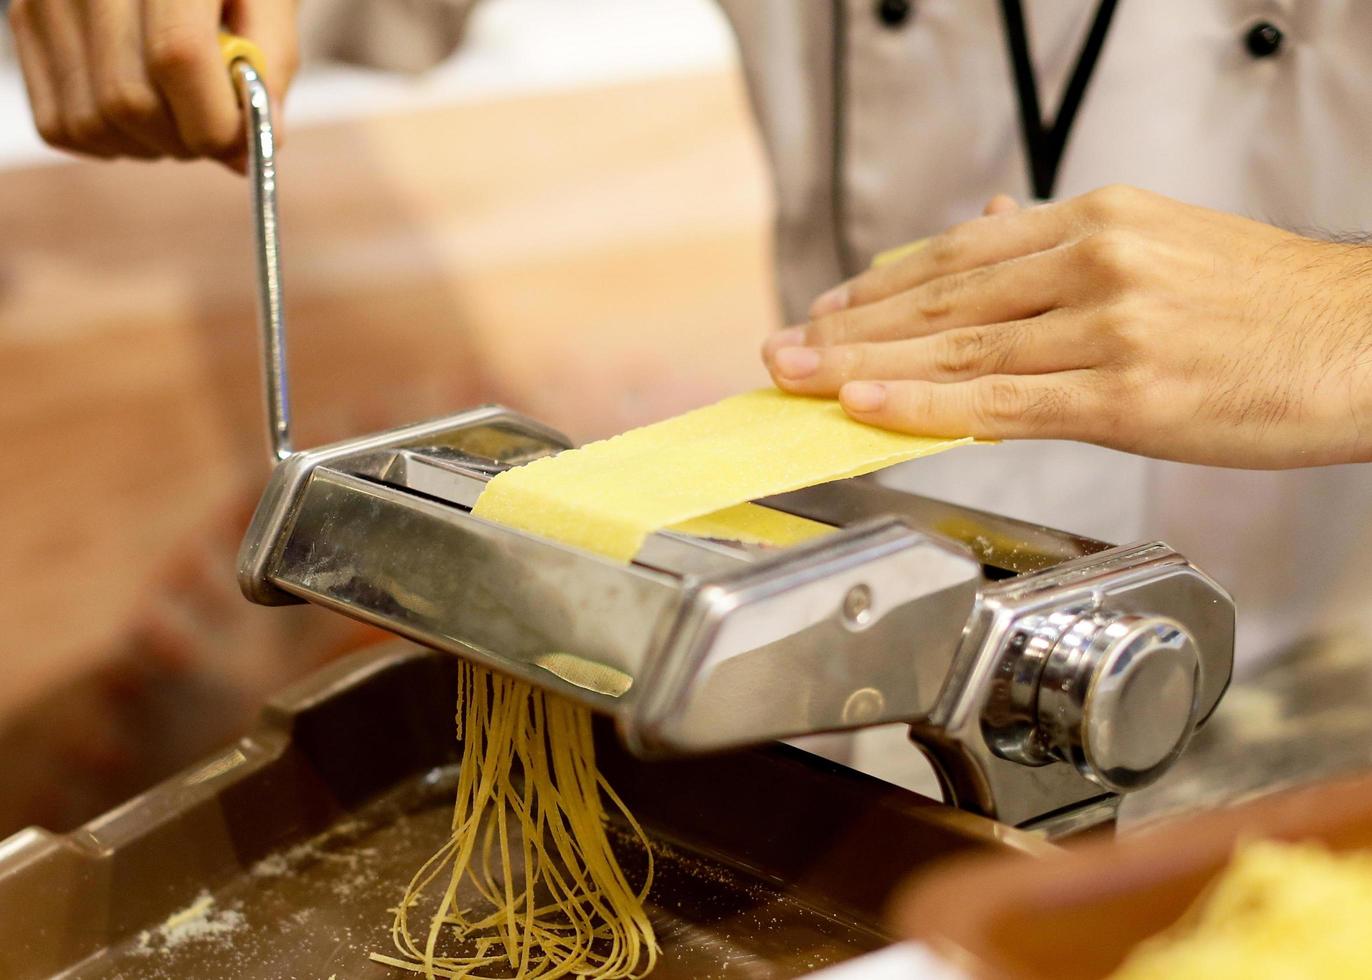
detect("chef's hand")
[763,185,1372,469]
[7,0,298,167]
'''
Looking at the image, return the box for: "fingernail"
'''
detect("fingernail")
[809,284,850,318]
[842,382,887,413]
[763,326,807,358]
[774,346,821,380]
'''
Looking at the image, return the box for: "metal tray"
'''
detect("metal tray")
[0,645,1043,980]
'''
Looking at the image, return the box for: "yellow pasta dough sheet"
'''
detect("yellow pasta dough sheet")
[668,502,834,550]
[472,388,974,562]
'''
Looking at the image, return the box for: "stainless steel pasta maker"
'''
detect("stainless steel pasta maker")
[227,46,1233,837]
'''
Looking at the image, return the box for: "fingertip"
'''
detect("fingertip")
[773,346,821,381]
[840,381,888,415]
[762,325,807,361]
[808,283,850,319]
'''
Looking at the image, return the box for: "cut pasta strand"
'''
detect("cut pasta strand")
[376,661,656,979]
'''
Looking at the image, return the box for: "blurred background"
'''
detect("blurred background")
[0,0,780,837]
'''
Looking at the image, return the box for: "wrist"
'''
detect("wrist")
[1335,244,1372,462]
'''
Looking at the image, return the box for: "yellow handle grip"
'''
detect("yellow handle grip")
[871,237,929,269]
[219,31,268,78]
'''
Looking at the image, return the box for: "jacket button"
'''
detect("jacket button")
[876,0,912,28]
[1244,21,1284,58]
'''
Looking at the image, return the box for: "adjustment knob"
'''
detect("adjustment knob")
[1036,612,1199,792]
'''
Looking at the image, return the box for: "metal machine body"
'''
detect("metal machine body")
[238,408,1234,832]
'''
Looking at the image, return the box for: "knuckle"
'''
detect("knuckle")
[1024,384,1077,434]
[806,319,834,346]
[936,329,994,376]
[814,308,857,346]
[32,108,65,146]
[837,343,872,378]
[973,377,1080,434]
[65,109,110,147]
[984,324,1020,373]
[1076,229,1140,286]
[926,229,965,268]
[36,119,67,147]
[916,264,990,323]
[1081,183,1140,221]
[845,269,881,306]
[974,378,1030,427]
[1093,304,1145,362]
[913,276,958,323]
[908,385,940,425]
[1035,388,1075,430]
[185,118,240,157]
[97,81,159,128]
[146,26,207,80]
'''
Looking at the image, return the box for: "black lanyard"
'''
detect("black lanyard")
[998,0,1120,200]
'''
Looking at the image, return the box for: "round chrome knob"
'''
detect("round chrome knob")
[1036,612,1200,792]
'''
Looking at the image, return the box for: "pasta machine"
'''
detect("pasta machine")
[237,412,1233,833]
[227,41,1233,837]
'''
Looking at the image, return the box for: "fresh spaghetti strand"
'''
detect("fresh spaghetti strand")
[375,661,656,979]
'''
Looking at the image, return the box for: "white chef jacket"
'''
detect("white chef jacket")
[336,0,1372,670]
[712,0,1372,670]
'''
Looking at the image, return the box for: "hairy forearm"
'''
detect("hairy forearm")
[1316,240,1372,463]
